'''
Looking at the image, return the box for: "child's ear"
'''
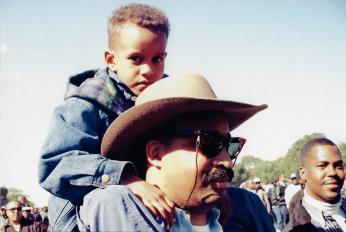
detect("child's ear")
[146,139,163,168]
[104,51,116,71]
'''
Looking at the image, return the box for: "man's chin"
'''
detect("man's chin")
[210,181,231,191]
[202,191,226,205]
[324,192,342,204]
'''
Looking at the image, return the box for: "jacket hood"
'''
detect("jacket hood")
[64,68,135,115]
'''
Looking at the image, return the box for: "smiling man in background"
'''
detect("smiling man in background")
[284,138,346,231]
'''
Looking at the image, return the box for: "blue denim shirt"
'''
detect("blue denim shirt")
[76,185,274,232]
[77,185,222,232]
[172,207,223,232]
[38,68,136,231]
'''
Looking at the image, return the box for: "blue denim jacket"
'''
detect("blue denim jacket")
[38,68,136,231]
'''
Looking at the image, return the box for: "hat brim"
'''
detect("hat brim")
[101,97,267,163]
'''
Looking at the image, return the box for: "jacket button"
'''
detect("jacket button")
[101,174,110,184]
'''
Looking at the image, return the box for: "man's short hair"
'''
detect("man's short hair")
[299,137,338,165]
[108,3,170,48]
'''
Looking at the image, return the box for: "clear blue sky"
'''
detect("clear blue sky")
[1,0,345,206]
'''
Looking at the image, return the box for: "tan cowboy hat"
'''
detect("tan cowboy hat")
[101,74,267,170]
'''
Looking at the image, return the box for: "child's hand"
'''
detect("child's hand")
[123,175,175,231]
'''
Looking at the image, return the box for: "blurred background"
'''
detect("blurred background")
[1,0,345,206]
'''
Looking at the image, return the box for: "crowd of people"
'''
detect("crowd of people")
[240,174,304,230]
[240,139,346,231]
[0,196,48,232]
[3,2,344,232]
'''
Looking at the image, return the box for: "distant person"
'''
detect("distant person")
[0,207,7,220]
[21,207,34,226]
[31,208,42,224]
[0,206,8,232]
[16,196,28,208]
[266,181,278,224]
[244,179,256,193]
[253,177,271,213]
[38,3,173,231]
[239,181,247,189]
[287,172,306,217]
[77,74,274,231]
[284,172,302,208]
[3,201,42,232]
[39,207,48,232]
[263,181,274,194]
[272,174,288,230]
[284,138,346,231]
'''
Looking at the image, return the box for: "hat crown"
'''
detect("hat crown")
[136,74,217,106]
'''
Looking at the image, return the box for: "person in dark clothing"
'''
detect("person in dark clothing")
[270,175,288,230]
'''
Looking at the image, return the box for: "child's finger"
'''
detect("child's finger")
[153,201,169,223]
[165,197,175,208]
[143,197,170,226]
[160,198,175,227]
[144,201,159,219]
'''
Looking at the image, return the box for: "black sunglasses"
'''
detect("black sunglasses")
[163,129,246,162]
[8,207,22,212]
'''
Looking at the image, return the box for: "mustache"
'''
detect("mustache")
[322,176,344,186]
[202,167,234,187]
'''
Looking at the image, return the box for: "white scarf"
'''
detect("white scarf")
[302,190,346,231]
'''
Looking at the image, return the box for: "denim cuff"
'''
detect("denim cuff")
[94,160,136,187]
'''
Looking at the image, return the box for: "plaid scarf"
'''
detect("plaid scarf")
[64,68,136,116]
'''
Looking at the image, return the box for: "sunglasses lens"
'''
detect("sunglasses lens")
[227,137,246,160]
[199,133,225,157]
[228,142,241,159]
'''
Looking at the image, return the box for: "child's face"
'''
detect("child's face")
[105,24,167,96]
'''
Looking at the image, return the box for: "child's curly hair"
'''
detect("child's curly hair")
[108,3,170,47]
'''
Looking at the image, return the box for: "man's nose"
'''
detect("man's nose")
[214,148,233,169]
[326,165,338,176]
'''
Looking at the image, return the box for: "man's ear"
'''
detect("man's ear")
[146,140,163,168]
[104,51,116,71]
[299,166,306,182]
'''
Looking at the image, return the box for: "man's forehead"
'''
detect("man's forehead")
[308,144,342,162]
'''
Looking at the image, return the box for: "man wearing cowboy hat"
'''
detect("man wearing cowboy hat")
[76,74,275,231]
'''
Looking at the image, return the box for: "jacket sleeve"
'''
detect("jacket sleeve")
[38,98,136,203]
